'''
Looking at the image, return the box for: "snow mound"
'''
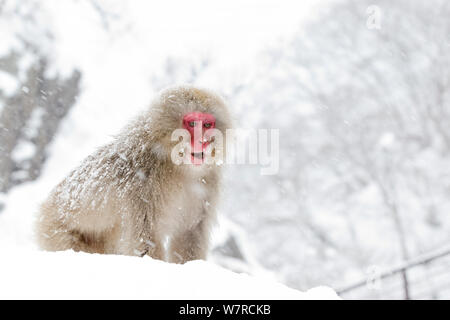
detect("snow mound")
[0,249,339,299]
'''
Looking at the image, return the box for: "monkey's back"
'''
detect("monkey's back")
[35,138,163,254]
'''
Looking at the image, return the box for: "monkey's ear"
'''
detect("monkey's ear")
[150,139,171,161]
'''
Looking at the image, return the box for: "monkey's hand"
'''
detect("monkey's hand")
[134,239,165,260]
[133,247,148,257]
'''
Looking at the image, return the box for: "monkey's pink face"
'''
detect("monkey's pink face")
[182,112,216,165]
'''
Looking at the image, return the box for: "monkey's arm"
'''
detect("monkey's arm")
[169,219,211,263]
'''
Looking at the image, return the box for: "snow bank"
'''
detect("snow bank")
[0,181,338,300]
[0,249,338,299]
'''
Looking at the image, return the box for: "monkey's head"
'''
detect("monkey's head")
[145,85,232,168]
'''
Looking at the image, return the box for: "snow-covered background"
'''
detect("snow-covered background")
[0,0,449,299]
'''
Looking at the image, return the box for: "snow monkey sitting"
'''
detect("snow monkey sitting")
[36,86,232,263]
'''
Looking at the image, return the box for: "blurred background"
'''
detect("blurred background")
[1,0,450,299]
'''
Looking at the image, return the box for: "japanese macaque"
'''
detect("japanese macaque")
[35,86,231,263]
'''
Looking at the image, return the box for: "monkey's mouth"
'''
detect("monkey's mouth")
[191,152,204,161]
[190,151,205,165]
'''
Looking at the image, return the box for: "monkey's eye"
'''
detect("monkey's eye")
[188,121,196,127]
[204,123,212,128]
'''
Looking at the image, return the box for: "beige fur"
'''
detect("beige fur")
[35,86,231,263]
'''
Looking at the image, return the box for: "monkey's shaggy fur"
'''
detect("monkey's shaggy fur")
[36,86,231,263]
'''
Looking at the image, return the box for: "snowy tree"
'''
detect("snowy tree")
[225,0,450,298]
[0,1,81,193]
